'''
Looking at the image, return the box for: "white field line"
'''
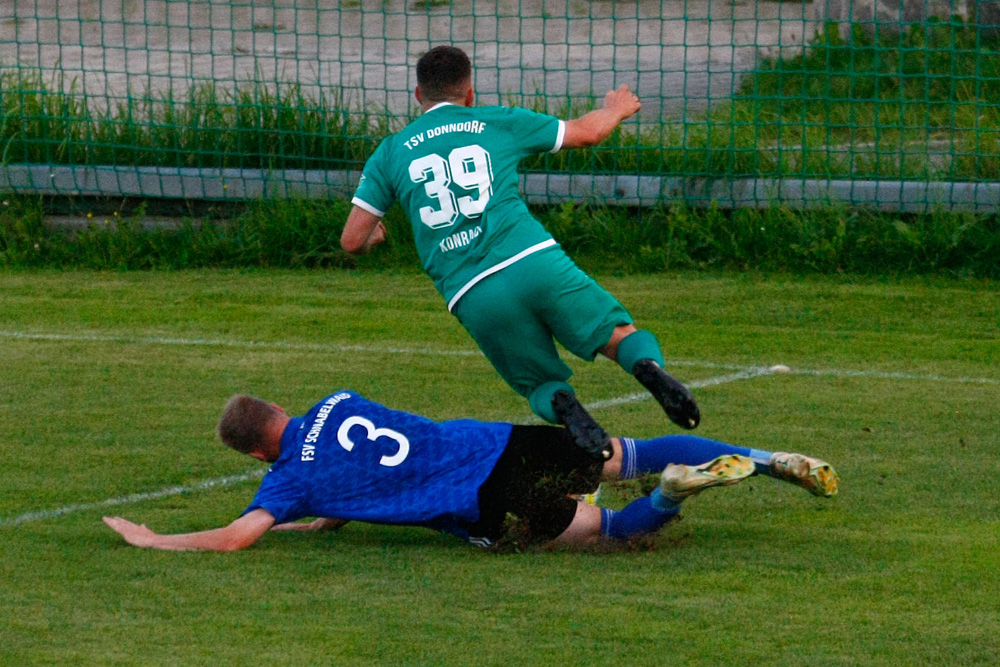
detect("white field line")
[3,328,999,528]
[577,366,777,412]
[4,328,998,385]
[0,330,481,357]
[0,368,775,528]
[0,470,265,528]
[784,366,1000,385]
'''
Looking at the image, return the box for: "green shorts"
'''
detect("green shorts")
[451,246,632,397]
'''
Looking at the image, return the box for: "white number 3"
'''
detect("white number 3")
[337,416,410,467]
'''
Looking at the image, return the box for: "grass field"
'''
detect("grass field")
[1,268,998,665]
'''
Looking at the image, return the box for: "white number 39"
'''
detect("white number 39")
[408,144,493,229]
[337,416,410,467]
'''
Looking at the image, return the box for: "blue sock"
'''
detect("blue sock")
[619,435,773,478]
[649,487,681,513]
[600,496,677,540]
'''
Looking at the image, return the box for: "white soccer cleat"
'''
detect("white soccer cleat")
[659,454,755,502]
[769,452,839,498]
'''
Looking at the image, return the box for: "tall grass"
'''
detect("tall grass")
[543,200,1000,277]
[731,20,1000,180]
[0,197,417,270]
[2,21,1000,278]
[2,196,997,278]
[527,19,1000,179]
[2,20,999,181]
[0,72,395,171]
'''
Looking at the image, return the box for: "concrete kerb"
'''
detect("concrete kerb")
[5,165,1000,216]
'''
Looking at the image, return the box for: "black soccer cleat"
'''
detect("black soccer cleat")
[632,359,701,430]
[551,390,613,462]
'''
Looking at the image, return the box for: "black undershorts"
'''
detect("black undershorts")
[459,425,604,545]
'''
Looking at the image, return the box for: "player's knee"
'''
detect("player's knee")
[528,381,575,424]
[616,329,664,374]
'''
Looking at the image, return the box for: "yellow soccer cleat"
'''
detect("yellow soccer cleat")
[581,483,602,506]
[659,454,755,501]
[769,452,839,498]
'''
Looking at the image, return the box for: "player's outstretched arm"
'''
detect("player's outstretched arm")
[270,517,350,532]
[341,206,387,255]
[561,85,641,149]
[102,509,276,552]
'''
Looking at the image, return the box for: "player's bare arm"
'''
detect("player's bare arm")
[270,517,350,532]
[562,85,641,149]
[341,206,387,255]
[102,508,275,552]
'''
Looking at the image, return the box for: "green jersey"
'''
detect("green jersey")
[352,103,565,310]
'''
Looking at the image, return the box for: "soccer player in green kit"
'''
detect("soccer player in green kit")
[342,46,699,461]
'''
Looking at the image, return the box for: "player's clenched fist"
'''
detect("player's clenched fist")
[603,85,641,121]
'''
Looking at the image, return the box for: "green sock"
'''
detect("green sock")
[616,329,664,374]
[528,381,575,424]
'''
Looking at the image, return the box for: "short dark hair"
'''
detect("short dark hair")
[217,394,282,455]
[416,45,472,103]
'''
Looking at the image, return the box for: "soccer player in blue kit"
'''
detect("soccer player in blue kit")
[341,45,699,462]
[103,391,838,552]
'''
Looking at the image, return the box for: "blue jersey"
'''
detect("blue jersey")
[243,391,511,526]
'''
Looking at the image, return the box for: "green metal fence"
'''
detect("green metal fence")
[1,0,998,211]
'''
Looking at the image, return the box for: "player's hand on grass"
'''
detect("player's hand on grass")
[103,516,158,548]
[603,85,641,121]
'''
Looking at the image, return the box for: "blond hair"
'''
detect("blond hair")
[217,394,282,455]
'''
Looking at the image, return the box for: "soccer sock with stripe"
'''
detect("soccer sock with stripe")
[599,489,680,540]
[619,435,773,478]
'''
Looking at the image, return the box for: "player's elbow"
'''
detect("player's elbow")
[340,231,365,255]
[216,528,264,552]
